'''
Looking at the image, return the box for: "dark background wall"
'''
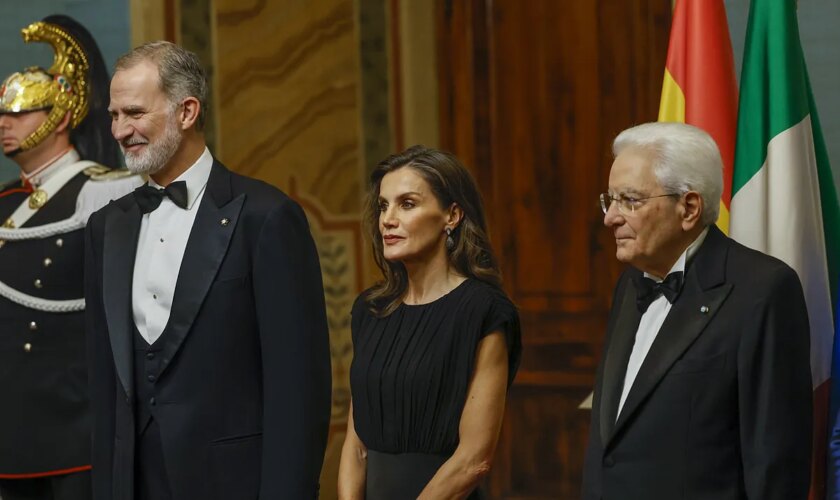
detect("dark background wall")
[725,0,840,188]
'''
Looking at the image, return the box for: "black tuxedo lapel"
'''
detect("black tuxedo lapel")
[155,161,245,380]
[608,227,734,447]
[102,196,142,398]
[599,276,643,446]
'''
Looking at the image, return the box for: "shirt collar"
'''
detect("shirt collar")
[149,147,213,209]
[26,148,80,187]
[644,226,710,281]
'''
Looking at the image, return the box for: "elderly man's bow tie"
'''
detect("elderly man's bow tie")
[134,181,188,214]
[633,271,684,313]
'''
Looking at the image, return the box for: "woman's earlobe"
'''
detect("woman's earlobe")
[449,204,464,226]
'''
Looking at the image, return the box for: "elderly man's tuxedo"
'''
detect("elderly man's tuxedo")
[582,225,812,500]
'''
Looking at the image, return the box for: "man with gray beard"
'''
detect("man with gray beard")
[85,41,332,500]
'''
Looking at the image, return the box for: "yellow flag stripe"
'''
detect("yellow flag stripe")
[658,69,686,123]
[717,201,729,235]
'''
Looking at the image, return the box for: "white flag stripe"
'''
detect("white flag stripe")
[730,115,834,385]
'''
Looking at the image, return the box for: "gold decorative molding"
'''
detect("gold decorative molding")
[289,177,363,500]
[130,0,170,46]
[395,0,440,148]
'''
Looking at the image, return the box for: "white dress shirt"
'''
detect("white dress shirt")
[132,147,213,344]
[616,227,709,419]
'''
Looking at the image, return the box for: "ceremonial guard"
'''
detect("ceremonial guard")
[0,16,140,500]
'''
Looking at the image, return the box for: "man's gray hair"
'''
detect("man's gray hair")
[115,41,209,130]
[613,122,723,226]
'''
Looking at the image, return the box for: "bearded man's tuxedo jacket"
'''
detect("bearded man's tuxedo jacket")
[85,160,331,500]
[581,225,812,500]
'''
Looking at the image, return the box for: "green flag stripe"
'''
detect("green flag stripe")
[732,0,810,194]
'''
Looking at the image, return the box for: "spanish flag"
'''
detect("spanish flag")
[658,0,737,234]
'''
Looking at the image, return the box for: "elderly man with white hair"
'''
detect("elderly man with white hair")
[582,122,812,500]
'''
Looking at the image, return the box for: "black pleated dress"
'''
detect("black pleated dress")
[350,279,522,499]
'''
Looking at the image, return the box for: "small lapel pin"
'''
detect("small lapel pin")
[700,305,709,314]
[220,217,230,226]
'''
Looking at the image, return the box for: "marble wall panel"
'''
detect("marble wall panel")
[215,0,363,217]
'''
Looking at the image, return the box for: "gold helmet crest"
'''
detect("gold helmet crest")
[0,20,90,152]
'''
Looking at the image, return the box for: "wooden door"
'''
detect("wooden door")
[436,1,671,497]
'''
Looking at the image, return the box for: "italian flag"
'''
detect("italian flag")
[728,0,840,497]
[658,0,738,234]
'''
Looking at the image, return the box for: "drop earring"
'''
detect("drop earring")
[445,227,455,251]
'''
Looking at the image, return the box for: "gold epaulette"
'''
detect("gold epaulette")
[83,165,138,182]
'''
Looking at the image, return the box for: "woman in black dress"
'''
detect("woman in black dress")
[338,146,521,499]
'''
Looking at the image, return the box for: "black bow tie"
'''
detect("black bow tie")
[133,181,188,214]
[633,271,684,313]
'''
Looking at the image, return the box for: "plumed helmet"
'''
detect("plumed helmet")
[0,15,119,167]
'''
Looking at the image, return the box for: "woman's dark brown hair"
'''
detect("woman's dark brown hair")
[363,145,502,316]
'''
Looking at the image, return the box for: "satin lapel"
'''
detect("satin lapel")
[599,275,643,447]
[608,229,734,446]
[102,199,142,398]
[157,162,244,379]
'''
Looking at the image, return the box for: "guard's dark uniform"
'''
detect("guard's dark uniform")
[0,14,134,500]
[0,172,93,478]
